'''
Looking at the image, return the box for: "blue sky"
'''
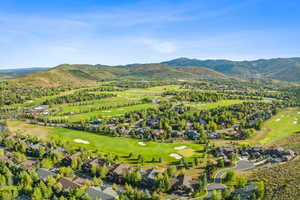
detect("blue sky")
[1,0,300,68]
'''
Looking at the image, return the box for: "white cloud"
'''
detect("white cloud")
[142,39,177,53]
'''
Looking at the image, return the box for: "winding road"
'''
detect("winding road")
[205,159,254,199]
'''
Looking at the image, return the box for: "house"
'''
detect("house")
[52,147,65,153]
[136,128,148,136]
[198,118,207,125]
[20,159,38,170]
[62,152,82,166]
[58,177,85,190]
[213,146,237,158]
[152,129,165,137]
[26,143,44,156]
[110,164,131,183]
[30,105,50,115]
[37,168,56,181]
[5,135,15,140]
[82,158,110,172]
[146,119,158,128]
[0,156,13,165]
[175,107,186,114]
[208,132,219,139]
[15,195,31,200]
[172,175,194,194]
[143,169,160,185]
[90,119,102,125]
[87,186,119,200]
[109,118,118,124]
[171,130,184,137]
[186,130,199,140]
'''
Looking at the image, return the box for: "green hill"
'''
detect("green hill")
[13,63,226,87]
[11,56,300,87]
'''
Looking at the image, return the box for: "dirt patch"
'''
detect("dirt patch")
[6,120,50,140]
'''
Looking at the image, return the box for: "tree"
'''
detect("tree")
[211,190,222,200]
[41,158,53,168]
[250,192,257,200]
[236,176,247,188]
[167,166,177,177]
[217,159,224,168]
[32,187,43,200]
[224,171,236,183]
[256,181,265,198]
[98,166,109,179]
[59,167,74,177]
[158,157,163,163]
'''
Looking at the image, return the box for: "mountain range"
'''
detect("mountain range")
[4,57,300,86]
[0,67,49,80]
[162,57,300,81]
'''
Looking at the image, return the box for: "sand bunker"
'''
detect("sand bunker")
[169,153,182,159]
[102,110,112,113]
[294,121,298,124]
[174,146,186,150]
[74,139,90,144]
[275,118,281,122]
[138,142,146,146]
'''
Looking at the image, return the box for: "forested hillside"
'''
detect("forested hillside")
[162,57,300,81]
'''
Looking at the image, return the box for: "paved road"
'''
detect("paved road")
[214,160,254,183]
[204,159,254,199]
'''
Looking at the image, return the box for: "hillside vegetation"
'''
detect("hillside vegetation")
[162,57,300,81]
[250,133,300,200]
[7,57,300,87]
[13,64,226,87]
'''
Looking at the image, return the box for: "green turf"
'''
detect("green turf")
[50,127,204,163]
[259,107,300,144]
[54,103,156,122]
[188,100,251,110]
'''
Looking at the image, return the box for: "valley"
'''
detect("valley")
[1,76,300,200]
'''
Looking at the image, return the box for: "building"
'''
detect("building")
[37,168,56,181]
[58,177,86,190]
[172,175,194,194]
[87,186,119,200]
[110,164,131,183]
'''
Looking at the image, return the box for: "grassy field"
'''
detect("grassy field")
[189,100,251,110]
[247,107,300,145]
[6,120,204,164]
[49,103,156,122]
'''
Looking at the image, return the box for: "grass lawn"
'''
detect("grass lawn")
[188,100,252,110]
[246,107,300,145]
[6,120,204,164]
[52,103,156,122]
[52,96,141,115]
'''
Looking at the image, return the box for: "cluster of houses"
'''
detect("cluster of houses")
[213,146,295,163]
[0,135,198,199]
[24,105,50,115]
